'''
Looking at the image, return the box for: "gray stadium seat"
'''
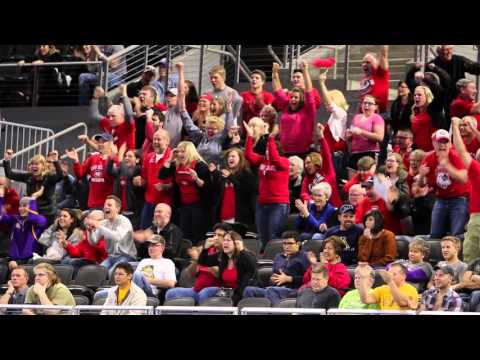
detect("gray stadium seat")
[73,264,108,288]
[396,239,409,260]
[147,297,160,307]
[256,266,273,288]
[262,240,283,260]
[237,297,271,309]
[163,297,196,307]
[302,240,324,255]
[73,294,90,306]
[199,297,233,307]
[425,240,442,266]
[275,298,297,308]
[53,264,74,285]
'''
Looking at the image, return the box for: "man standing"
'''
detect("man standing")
[358,262,418,310]
[324,204,363,266]
[241,69,274,124]
[295,263,341,309]
[419,265,462,312]
[132,235,177,299]
[451,116,480,262]
[450,79,480,121]
[88,195,137,273]
[419,128,471,239]
[207,64,243,119]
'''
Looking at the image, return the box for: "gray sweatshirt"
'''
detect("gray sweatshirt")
[89,215,137,259]
[164,106,183,148]
[209,86,243,119]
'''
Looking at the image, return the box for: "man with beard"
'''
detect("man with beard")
[419,265,462,312]
[324,204,363,266]
[418,129,471,239]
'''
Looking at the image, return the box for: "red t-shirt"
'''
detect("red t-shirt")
[65,231,107,263]
[141,149,173,205]
[222,267,238,289]
[355,197,401,235]
[422,149,471,199]
[241,90,275,123]
[393,145,412,170]
[220,182,236,221]
[176,161,201,205]
[324,124,348,153]
[449,97,480,125]
[360,67,390,114]
[464,137,480,159]
[468,160,480,213]
[193,247,221,292]
[411,111,437,152]
[73,154,114,209]
[100,117,136,151]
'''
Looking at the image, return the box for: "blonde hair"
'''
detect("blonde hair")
[311,182,332,200]
[462,115,478,129]
[209,65,226,80]
[328,90,349,112]
[206,115,225,131]
[248,117,267,144]
[412,86,434,114]
[177,141,206,165]
[34,262,60,285]
[29,154,49,177]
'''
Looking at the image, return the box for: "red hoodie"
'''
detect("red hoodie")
[100,117,136,150]
[245,135,290,204]
[73,153,114,209]
[141,147,173,205]
[300,137,342,208]
[65,231,107,263]
[301,262,351,297]
[343,171,374,195]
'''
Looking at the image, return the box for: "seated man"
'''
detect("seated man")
[24,262,75,315]
[242,231,309,306]
[102,262,147,315]
[132,235,177,299]
[87,195,137,275]
[324,204,363,266]
[0,266,29,314]
[339,265,380,310]
[419,265,462,312]
[437,236,468,288]
[296,263,341,309]
[453,257,480,312]
[357,262,418,311]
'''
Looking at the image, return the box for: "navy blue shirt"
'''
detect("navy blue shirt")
[324,224,363,266]
[272,251,310,289]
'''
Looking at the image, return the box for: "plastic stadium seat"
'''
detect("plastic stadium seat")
[347,267,356,289]
[73,265,108,289]
[0,263,8,285]
[237,297,271,309]
[396,239,409,260]
[256,266,273,288]
[262,240,284,260]
[178,267,196,288]
[374,269,386,287]
[425,240,442,266]
[73,295,90,306]
[53,264,74,285]
[163,297,196,307]
[275,298,297,308]
[199,297,233,307]
[147,297,160,307]
[93,293,108,306]
[285,214,298,232]
[302,240,324,255]
[243,238,259,256]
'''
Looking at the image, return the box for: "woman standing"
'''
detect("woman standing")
[390,81,414,134]
[410,86,437,152]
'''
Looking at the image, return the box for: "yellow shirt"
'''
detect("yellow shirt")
[117,284,131,305]
[372,283,418,310]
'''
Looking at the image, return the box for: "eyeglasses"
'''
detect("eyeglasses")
[282,241,297,246]
[362,101,376,106]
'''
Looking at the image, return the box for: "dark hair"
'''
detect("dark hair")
[55,208,81,239]
[390,262,408,277]
[288,87,305,113]
[12,266,29,281]
[185,80,199,105]
[213,223,233,233]
[363,210,384,234]
[293,68,303,75]
[281,231,300,243]
[106,195,122,209]
[251,69,266,82]
[322,236,346,256]
[311,263,329,278]
[114,262,134,276]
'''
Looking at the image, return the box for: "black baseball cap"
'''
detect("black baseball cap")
[434,265,455,277]
[339,204,355,214]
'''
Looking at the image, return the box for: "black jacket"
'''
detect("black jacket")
[389,95,413,133]
[211,168,257,230]
[198,247,257,305]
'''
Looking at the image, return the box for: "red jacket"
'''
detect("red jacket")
[301,262,351,297]
[73,153,114,209]
[100,117,136,151]
[65,231,107,263]
[300,137,342,207]
[245,135,289,204]
[241,90,275,123]
[0,188,19,233]
[141,147,174,205]
[343,172,374,195]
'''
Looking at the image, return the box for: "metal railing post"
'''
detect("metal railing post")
[32,66,39,106]
[424,45,430,68]
[414,45,418,63]
[297,45,301,67]
[333,48,338,79]
[198,45,205,95]
[165,45,172,94]
[344,45,350,90]
[145,45,150,67]
[235,45,241,85]
[289,45,295,76]
[283,46,289,68]
[102,61,109,91]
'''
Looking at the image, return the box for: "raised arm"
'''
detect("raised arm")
[176,62,186,112]
[243,121,263,166]
[357,266,379,305]
[300,60,313,92]
[318,71,333,110]
[379,45,389,71]
[266,134,289,170]
[2,150,30,183]
[272,62,283,92]
[379,269,418,309]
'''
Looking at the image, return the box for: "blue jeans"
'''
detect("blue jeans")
[132,272,155,297]
[79,72,98,105]
[101,255,136,278]
[256,203,290,251]
[140,202,156,230]
[430,197,469,238]
[243,286,296,306]
[469,290,480,312]
[165,287,219,305]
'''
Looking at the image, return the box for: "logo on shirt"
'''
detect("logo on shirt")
[436,168,452,190]
[359,77,375,96]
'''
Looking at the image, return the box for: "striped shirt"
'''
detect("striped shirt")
[420,288,462,312]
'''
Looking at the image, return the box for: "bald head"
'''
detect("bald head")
[349,184,366,206]
[153,203,171,227]
[107,104,125,127]
[152,129,170,153]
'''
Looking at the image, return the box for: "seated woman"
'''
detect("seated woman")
[193,231,256,306]
[301,236,351,297]
[388,238,433,293]
[36,208,83,262]
[295,182,337,241]
[357,210,397,268]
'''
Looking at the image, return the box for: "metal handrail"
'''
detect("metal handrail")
[0,61,102,68]
[156,306,238,315]
[5,122,88,163]
[327,308,416,315]
[240,307,326,315]
[73,305,154,315]
[267,45,283,67]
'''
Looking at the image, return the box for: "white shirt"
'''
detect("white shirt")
[134,257,176,296]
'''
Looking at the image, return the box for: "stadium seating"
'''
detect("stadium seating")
[199,297,233,307]
[163,297,196,307]
[275,298,297,308]
[237,297,272,309]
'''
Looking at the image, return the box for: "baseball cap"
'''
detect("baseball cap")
[159,58,168,67]
[166,88,178,97]
[431,129,450,142]
[434,264,455,277]
[143,65,156,74]
[199,93,213,102]
[93,132,114,142]
[146,235,166,245]
[361,176,374,188]
[339,204,355,214]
